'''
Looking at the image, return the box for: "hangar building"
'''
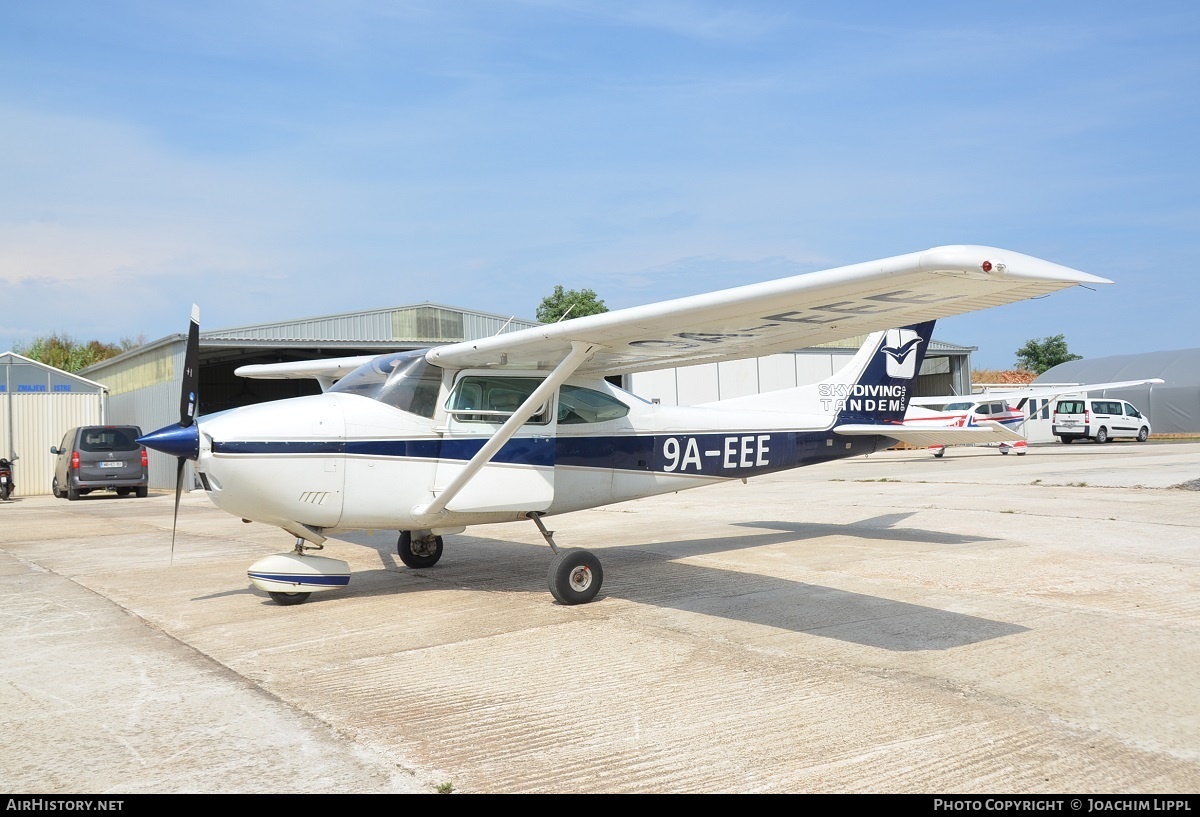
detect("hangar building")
[69,303,975,495]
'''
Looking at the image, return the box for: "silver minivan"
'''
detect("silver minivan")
[50,425,149,500]
[1053,398,1151,444]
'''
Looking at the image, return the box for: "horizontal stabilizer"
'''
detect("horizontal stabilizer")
[834,420,1026,447]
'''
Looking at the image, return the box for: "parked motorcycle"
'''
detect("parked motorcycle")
[0,455,15,501]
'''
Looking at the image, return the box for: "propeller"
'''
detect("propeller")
[138,305,201,563]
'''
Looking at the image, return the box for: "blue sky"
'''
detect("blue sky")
[1,1,1196,369]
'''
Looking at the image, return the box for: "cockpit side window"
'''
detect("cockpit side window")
[446,376,549,424]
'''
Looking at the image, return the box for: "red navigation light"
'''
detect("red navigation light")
[981,260,993,272]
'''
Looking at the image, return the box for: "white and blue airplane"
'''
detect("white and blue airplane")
[139,245,1109,606]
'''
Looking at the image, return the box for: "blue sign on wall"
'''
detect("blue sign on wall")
[17,384,47,392]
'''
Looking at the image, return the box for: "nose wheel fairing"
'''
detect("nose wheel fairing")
[247,551,350,598]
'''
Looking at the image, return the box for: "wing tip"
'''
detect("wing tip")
[921,245,1113,286]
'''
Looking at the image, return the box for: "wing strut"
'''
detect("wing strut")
[411,341,599,523]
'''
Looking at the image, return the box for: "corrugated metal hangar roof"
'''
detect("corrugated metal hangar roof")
[201,302,540,349]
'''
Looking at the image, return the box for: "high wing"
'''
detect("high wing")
[908,378,1164,408]
[426,245,1109,377]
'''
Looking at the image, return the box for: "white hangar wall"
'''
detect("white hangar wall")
[627,345,966,406]
[628,351,847,406]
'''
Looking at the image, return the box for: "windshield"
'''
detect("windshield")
[329,350,443,418]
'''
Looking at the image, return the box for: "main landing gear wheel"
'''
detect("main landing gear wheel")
[548,548,603,605]
[268,591,311,606]
[932,448,945,458]
[397,531,444,568]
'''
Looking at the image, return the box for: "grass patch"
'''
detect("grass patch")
[436,782,455,794]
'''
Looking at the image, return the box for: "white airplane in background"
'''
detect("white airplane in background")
[885,379,1164,457]
[139,245,1109,606]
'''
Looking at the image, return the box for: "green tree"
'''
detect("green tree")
[536,285,608,323]
[14,332,144,373]
[1014,334,1082,375]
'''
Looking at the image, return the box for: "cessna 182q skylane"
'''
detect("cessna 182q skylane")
[139,245,1110,606]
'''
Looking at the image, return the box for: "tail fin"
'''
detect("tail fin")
[821,320,935,424]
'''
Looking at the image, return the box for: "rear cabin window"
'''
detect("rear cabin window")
[79,428,140,452]
[557,385,630,424]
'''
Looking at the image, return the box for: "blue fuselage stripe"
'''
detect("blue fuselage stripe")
[247,572,351,587]
[213,430,890,479]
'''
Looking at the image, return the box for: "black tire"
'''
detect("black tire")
[135,486,149,498]
[1095,427,1109,444]
[1000,448,1009,455]
[52,477,66,499]
[269,591,311,606]
[116,488,131,497]
[0,484,9,501]
[1059,436,1073,444]
[548,548,603,605]
[67,483,80,501]
[397,531,444,568]
[932,448,945,458]
[1137,427,1149,443]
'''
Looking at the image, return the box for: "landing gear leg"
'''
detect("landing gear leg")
[528,512,604,605]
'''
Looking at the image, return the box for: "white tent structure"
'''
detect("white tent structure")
[1034,350,1196,435]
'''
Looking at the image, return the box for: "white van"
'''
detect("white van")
[1052,398,1151,444]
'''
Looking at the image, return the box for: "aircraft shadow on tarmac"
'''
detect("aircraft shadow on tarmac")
[207,511,1025,652]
